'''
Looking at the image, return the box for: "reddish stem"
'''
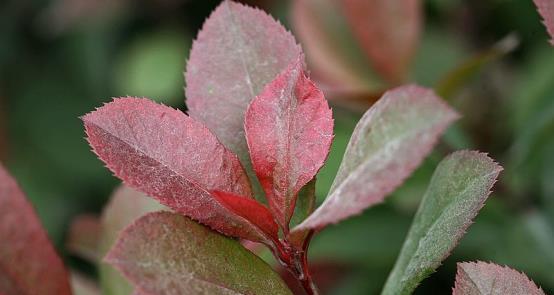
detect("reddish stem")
[273,230,319,295]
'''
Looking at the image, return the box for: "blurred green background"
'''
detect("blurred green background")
[1,0,553,294]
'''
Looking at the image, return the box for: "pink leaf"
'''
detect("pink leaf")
[0,164,71,295]
[185,0,302,184]
[293,85,459,232]
[340,0,422,82]
[453,262,545,295]
[534,0,554,45]
[244,58,333,227]
[211,191,279,242]
[82,97,272,244]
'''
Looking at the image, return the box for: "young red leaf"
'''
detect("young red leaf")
[453,262,545,295]
[534,0,554,45]
[105,211,293,295]
[244,58,333,228]
[293,85,459,232]
[82,97,272,244]
[211,191,279,243]
[340,0,422,82]
[0,164,71,295]
[185,0,302,188]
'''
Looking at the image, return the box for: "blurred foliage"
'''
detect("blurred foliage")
[1,0,553,294]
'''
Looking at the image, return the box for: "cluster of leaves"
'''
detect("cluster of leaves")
[0,163,546,295]
[1,0,553,294]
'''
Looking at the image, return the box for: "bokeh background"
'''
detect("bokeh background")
[1,0,553,294]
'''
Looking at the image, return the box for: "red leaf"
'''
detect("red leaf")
[82,97,273,244]
[212,191,279,242]
[185,0,302,182]
[534,0,554,45]
[0,164,71,295]
[340,0,421,82]
[244,58,333,228]
[453,262,545,295]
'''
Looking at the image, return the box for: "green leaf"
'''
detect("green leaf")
[99,185,164,295]
[105,211,292,295]
[381,151,502,295]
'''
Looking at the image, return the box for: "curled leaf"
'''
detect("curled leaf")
[245,58,333,228]
[294,85,459,232]
[83,97,271,244]
[106,211,292,295]
[185,0,302,194]
[0,164,71,295]
[381,151,503,295]
[453,261,545,295]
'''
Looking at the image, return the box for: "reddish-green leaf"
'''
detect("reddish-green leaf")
[211,191,279,242]
[294,85,459,232]
[106,211,292,295]
[185,0,302,192]
[99,185,164,295]
[0,164,71,295]
[534,0,554,45]
[83,97,271,244]
[340,0,422,82]
[453,262,545,295]
[244,58,333,228]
